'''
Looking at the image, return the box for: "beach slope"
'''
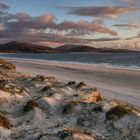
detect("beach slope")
[10,59,140,108]
[0,59,140,140]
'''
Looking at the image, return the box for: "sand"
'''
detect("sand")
[0,58,140,140]
[8,59,140,108]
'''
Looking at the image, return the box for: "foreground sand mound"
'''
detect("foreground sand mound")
[0,59,139,140]
[0,59,16,72]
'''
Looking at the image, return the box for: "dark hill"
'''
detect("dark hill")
[56,44,138,53]
[56,44,98,52]
[0,42,138,53]
[0,41,57,53]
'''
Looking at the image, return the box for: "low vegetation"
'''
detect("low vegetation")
[105,105,133,121]
[0,115,12,129]
[23,100,39,113]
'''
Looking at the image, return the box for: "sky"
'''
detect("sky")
[0,0,140,50]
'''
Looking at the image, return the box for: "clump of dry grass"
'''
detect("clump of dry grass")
[0,80,7,91]
[41,86,51,92]
[23,100,39,113]
[2,63,16,71]
[0,115,12,129]
[92,91,102,103]
[0,80,23,93]
[105,105,133,121]
[58,126,93,140]
[58,130,72,139]
[76,82,87,89]
[45,76,56,82]
[31,75,46,82]
[77,117,86,126]
[58,127,79,139]
[92,105,103,113]
[66,81,76,86]
[62,104,73,114]
[0,59,16,72]
[65,100,81,106]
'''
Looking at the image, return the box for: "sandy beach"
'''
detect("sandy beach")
[7,59,140,108]
[0,58,140,140]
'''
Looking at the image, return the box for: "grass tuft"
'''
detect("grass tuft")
[62,104,73,114]
[66,81,76,86]
[105,105,132,121]
[0,115,12,129]
[23,100,39,113]
[76,82,87,89]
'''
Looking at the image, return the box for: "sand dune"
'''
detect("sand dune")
[0,59,140,140]
[9,59,140,108]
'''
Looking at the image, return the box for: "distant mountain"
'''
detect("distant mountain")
[55,44,98,52]
[0,42,138,53]
[0,41,58,53]
[56,44,138,53]
[55,44,86,51]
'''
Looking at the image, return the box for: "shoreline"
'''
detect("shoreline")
[5,58,140,108]
[0,56,140,71]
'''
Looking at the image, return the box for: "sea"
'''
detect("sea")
[0,52,140,70]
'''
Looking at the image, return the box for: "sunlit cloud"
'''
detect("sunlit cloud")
[0,2,119,45]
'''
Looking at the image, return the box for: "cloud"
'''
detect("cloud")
[123,0,132,2]
[43,35,120,45]
[0,30,95,45]
[123,31,140,39]
[0,27,120,46]
[37,13,55,25]
[122,0,133,4]
[134,41,140,49]
[122,0,140,6]
[4,13,55,29]
[0,24,119,45]
[0,3,9,10]
[0,8,118,43]
[3,13,114,35]
[113,23,140,29]
[54,20,117,36]
[0,2,120,46]
[114,41,140,51]
[127,41,140,50]
[14,13,31,21]
[137,31,140,37]
[91,37,121,42]
[63,6,137,19]
[0,23,5,31]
